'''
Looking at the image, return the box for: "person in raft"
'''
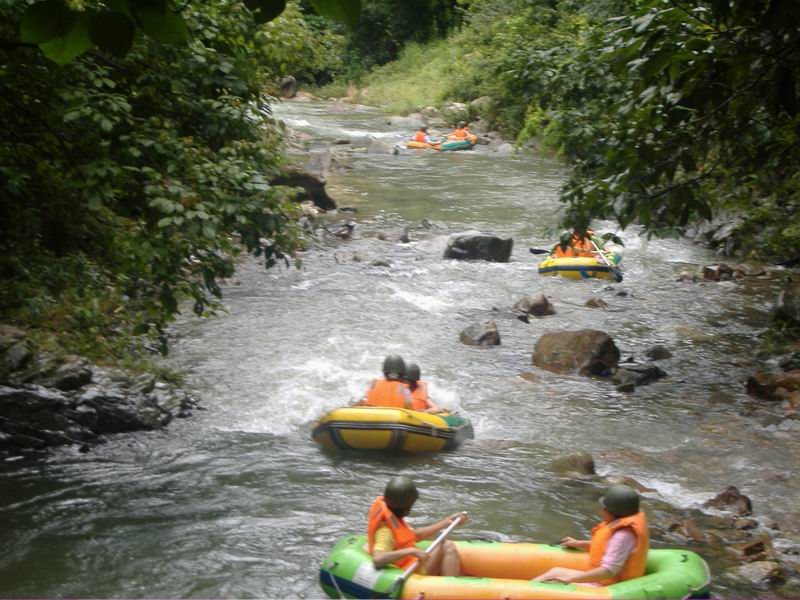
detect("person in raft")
[404,362,443,414]
[533,484,649,585]
[449,121,470,139]
[411,125,434,144]
[552,228,604,258]
[368,476,467,575]
[358,355,413,408]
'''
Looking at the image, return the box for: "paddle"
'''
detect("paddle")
[529,247,551,255]
[588,238,623,283]
[385,514,465,596]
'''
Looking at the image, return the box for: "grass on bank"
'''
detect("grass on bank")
[319,38,461,114]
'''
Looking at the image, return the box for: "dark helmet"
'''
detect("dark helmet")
[382,354,405,378]
[599,484,640,518]
[419,125,428,132]
[384,476,418,510]
[405,362,421,383]
[458,121,467,128]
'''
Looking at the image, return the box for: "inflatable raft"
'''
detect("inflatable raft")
[537,251,623,281]
[319,535,711,599]
[311,406,473,453]
[405,134,477,152]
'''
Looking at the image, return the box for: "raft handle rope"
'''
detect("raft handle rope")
[325,561,344,599]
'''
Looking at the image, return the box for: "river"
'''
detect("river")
[1,99,798,598]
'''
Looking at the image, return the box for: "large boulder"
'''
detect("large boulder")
[387,113,425,129]
[0,325,32,380]
[460,320,500,347]
[774,283,800,327]
[440,101,469,125]
[364,136,398,155]
[444,232,513,262]
[303,149,351,178]
[469,96,493,117]
[532,330,620,376]
[726,561,786,585]
[270,166,337,210]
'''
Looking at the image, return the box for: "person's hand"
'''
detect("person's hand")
[447,511,468,526]
[537,575,571,584]
[559,536,581,549]
[409,548,428,565]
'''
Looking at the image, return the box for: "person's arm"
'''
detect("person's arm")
[549,565,614,584]
[414,512,468,540]
[559,536,591,550]
[372,546,427,568]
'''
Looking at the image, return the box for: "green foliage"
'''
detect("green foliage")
[356,39,462,113]
[558,0,800,246]
[256,2,347,83]
[18,0,361,65]
[1,0,323,356]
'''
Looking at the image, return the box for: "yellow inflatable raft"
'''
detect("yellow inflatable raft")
[311,406,473,453]
[537,251,623,281]
[320,535,711,599]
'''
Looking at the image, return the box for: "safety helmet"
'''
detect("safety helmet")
[405,363,421,383]
[599,484,640,518]
[420,125,428,132]
[458,121,466,127]
[384,476,419,510]
[382,354,405,378]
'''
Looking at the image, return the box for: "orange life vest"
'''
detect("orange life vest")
[553,234,596,258]
[409,381,430,411]
[367,496,418,568]
[588,511,649,584]
[453,127,469,139]
[413,131,428,143]
[365,379,411,408]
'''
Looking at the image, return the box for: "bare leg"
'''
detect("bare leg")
[421,543,444,576]
[439,540,461,576]
[534,566,584,582]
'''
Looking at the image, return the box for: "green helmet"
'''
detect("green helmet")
[383,355,405,378]
[384,476,418,510]
[405,362,421,383]
[599,485,640,517]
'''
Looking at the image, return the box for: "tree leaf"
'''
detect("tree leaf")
[309,0,361,27]
[20,0,76,44]
[132,3,189,44]
[89,11,136,58]
[39,16,93,65]
[243,0,286,24]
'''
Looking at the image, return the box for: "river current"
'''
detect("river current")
[1,99,798,598]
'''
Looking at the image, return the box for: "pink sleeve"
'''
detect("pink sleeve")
[601,528,637,575]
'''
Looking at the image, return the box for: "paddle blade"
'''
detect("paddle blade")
[529,248,550,254]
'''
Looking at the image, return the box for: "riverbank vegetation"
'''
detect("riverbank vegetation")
[330,0,800,265]
[0,0,352,363]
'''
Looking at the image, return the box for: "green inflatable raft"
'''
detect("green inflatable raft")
[319,535,711,599]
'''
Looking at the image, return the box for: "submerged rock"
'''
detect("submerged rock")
[513,293,556,320]
[550,451,595,476]
[703,485,753,516]
[460,320,501,347]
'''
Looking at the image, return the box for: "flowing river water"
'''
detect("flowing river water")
[2,99,799,598]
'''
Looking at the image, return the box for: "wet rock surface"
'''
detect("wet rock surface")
[532,329,620,376]
[0,327,198,455]
[460,320,501,347]
[444,232,514,262]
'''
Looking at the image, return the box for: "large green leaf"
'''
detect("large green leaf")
[20,0,76,44]
[89,11,136,58]
[243,0,286,24]
[309,0,360,27]
[39,15,93,65]
[132,2,189,44]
